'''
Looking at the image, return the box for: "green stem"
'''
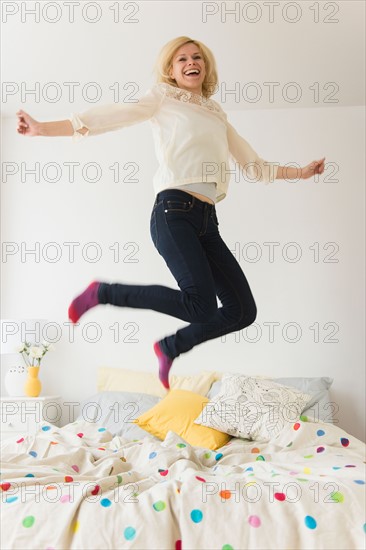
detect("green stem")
[21,351,30,367]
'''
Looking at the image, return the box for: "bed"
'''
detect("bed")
[1,370,365,550]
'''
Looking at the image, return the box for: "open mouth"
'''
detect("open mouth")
[184,69,201,78]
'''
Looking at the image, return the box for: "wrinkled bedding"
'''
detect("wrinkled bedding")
[1,417,365,550]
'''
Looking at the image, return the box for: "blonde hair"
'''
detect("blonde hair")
[153,36,218,99]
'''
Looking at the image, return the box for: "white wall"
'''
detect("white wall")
[1,1,365,441]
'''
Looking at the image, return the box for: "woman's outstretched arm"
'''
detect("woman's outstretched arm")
[277,159,326,180]
[16,111,87,137]
[16,86,164,141]
[226,119,326,182]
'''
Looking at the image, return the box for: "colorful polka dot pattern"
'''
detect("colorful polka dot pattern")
[1,418,364,549]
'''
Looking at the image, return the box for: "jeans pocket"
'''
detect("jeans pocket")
[164,198,193,212]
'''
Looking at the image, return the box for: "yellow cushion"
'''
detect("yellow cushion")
[97,367,216,398]
[132,389,231,450]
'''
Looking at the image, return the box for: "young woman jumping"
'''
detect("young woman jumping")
[16,36,325,389]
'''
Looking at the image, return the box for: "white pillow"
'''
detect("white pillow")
[76,391,162,441]
[97,367,216,398]
[194,373,312,441]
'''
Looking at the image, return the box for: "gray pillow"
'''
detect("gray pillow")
[207,377,334,423]
[76,391,161,440]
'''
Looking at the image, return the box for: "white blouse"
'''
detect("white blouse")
[70,82,278,203]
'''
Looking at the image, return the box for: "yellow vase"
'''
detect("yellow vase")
[24,366,42,397]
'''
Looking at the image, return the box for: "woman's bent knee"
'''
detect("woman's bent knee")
[238,303,257,329]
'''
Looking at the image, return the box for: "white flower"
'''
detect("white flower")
[16,343,27,353]
[42,341,54,351]
[29,346,44,359]
[18,340,54,367]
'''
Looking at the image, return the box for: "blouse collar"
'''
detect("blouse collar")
[155,82,224,115]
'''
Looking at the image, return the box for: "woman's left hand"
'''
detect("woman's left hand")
[301,157,326,179]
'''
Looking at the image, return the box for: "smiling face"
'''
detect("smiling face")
[169,42,206,96]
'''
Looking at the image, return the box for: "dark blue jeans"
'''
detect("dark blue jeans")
[98,189,257,359]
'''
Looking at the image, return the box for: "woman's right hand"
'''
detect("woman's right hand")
[16,110,41,137]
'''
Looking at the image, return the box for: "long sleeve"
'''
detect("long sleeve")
[69,86,163,143]
[226,120,278,184]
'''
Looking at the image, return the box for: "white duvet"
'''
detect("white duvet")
[1,417,365,550]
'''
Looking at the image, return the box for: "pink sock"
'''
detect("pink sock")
[68,281,101,324]
[153,342,174,390]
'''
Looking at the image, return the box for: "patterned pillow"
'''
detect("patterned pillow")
[194,373,312,441]
[206,376,334,423]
